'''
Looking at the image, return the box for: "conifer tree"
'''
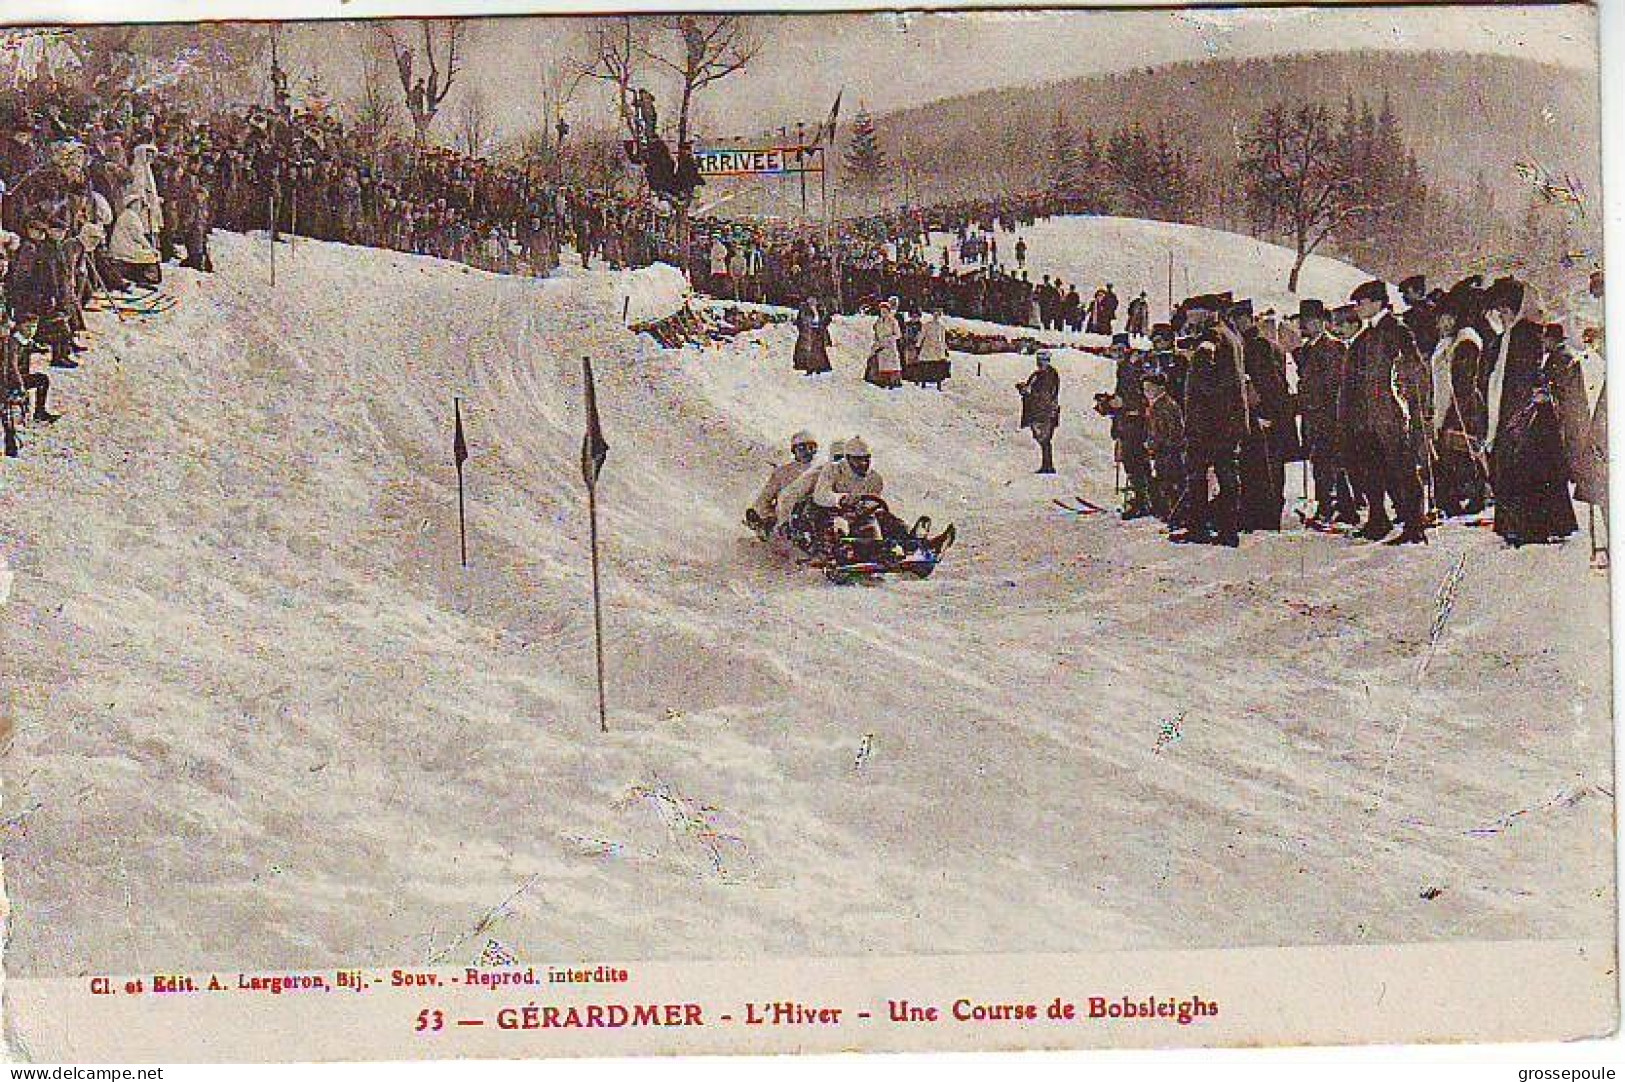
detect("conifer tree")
[844,106,888,188]
[1047,109,1084,210]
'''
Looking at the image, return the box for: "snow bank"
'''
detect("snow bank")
[933,214,1372,315]
[614,261,691,326]
[0,223,1609,983]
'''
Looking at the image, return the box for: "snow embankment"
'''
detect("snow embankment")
[933,214,1371,315]
[0,222,1610,987]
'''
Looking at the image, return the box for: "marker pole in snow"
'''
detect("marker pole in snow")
[587,475,608,733]
[268,192,277,287]
[453,398,469,568]
[581,357,611,734]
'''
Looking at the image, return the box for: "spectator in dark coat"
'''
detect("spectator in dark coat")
[1485,280,1587,545]
[792,297,832,375]
[1339,279,1429,544]
[1017,350,1061,474]
[1174,314,1245,546]
[1292,299,1357,523]
[1142,371,1185,524]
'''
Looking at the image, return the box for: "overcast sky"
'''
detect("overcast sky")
[287,4,1597,146]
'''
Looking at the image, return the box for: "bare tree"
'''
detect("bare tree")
[455,86,492,158]
[574,16,645,142]
[535,32,586,176]
[350,28,402,153]
[1239,102,1362,293]
[372,19,469,146]
[639,15,761,149]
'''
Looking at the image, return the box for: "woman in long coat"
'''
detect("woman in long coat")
[865,301,902,389]
[125,143,164,245]
[1428,298,1489,516]
[898,309,923,381]
[908,308,952,389]
[792,297,833,375]
[1492,322,1589,545]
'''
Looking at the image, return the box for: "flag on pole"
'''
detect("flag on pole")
[453,397,470,568]
[819,88,844,146]
[581,357,611,733]
[453,399,469,469]
[581,357,609,489]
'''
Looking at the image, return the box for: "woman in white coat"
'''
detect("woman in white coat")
[908,308,951,390]
[107,191,163,287]
[866,299,902,389]
[125,143,164,248]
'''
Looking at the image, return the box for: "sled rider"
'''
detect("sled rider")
[776,438,843,533]
[747,430,819,535]
[814,437,900,540]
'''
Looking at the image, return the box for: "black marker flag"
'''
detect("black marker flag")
[581,358,609,489]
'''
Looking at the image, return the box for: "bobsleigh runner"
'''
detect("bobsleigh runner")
[747,495,956,584]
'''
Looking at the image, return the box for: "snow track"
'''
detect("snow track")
[0,226,1610,976]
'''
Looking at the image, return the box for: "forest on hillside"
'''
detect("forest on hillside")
[837,50,1598,288]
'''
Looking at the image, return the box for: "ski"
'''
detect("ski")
[1052,497,1108,516]
[110,294,177,316]
[118,290,177,308]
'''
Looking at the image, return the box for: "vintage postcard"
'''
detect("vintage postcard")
[0,0,1614,1062]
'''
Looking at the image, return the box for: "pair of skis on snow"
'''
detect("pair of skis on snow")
[1051,495,1111,517]
[1292,505,1496,536]
[91,286,177,319]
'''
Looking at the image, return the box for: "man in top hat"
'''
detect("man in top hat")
[1126,290,1150,337]
[1172,298,1245,547]
[1223,298,1296,531]
[1399,274,1439,358]
[1329,303,1360,343]
[1339,279,1429,543]
[1148,322,1185,402]
[1293,298,1357,524]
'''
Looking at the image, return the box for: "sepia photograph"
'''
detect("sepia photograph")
[0,0,1614,1061]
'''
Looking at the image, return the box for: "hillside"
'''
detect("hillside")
[929,215,1369,315]
[861,51,1598,211]
[0,223,1610,994]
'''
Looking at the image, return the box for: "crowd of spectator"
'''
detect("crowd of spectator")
[0,81,690,457]
[688,192,1122,326]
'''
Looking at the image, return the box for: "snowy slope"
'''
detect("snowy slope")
[0,224,1611,978]
[933,214,1372,317]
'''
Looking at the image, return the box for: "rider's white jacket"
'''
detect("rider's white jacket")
[752,459,814,521]
[812,459,885,509]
